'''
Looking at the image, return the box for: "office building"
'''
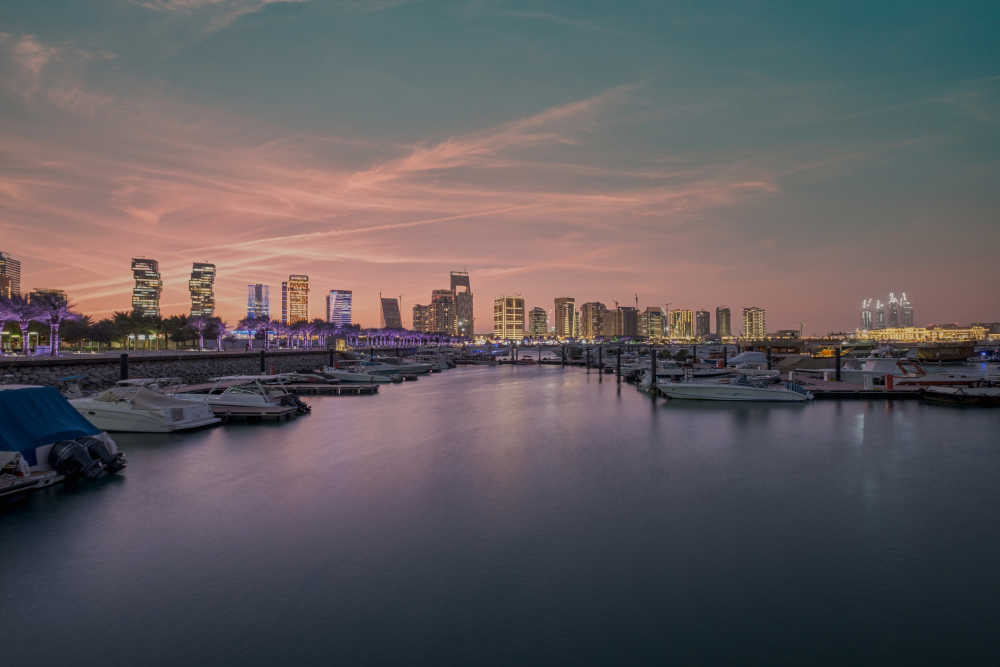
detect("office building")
[281,274,309,325]
[554,297,576,339]
[669,309,694,338]
[131,258,162,318]
[743,306,766,340]
[0,251,21,298]
[615,306,639,338]
[860,298,874,330]
[450,271,474,338]
[887,293,901,328]
[325,290,353,326]
[875,300,886,329]
[527,307,548,337]
[493,296,525,341]
[412,304,432,332]
[695,310,711,338]
[188,262,216,317]
[639,307,665,340]
[716,306,732,338]
[380,296,403,329]
[579,302,608,339]
[900,292,914,327]
[431,289,456,334]
[29,288,67,306]
[247,284,270,320]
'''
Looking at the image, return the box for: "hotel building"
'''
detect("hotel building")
[554,297,576,339]
[669,309,694,339]
[527,307,548,337]
[431,289,457,334]
[412,304,432,332]
[450,271,474,338]
[247,284,270,319]
[716,306,732,338]
[742,306,766,340]
[380,297,403,329]
[0,251,21,298]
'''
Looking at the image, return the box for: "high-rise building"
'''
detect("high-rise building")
[188,262,216,317]
[716,306,732,338]
[695,310,711,338]
[380,296,403,329]
[875,300,886,329]
[860,298,874,330]
[554,297,576,339]
[669,309,694,339]
[887,292,901,328]
[579,302,608,339]
[743,306,766,340]
[450,271,474,338]
[639,307,665,340]
[493,296,525,340]
[900,292,914,327]
[615,306,639,338]
[247,284,270,320]
[29,288,67,306]
[431,289,456,334]
[412,304,432,332]
[527,307,548,337]
[326,290,353,326]
[0,251,21,298]
[131,258,162,318]
[281,274,309,325]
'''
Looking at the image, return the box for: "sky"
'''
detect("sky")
[1,0,998,333]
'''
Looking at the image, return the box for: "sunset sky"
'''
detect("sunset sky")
[1,1,998,333]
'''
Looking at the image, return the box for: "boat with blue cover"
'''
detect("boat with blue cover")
[0,385,127,499]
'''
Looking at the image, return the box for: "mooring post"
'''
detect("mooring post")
[616,346,622,382]
[260,349,266,372]
[766,346,772,370]
[119,353,128,381]
[650,345,657,395]
[586,347,591,372]
[370,346,374,361]
[835,346,842,382]
[598,345,603,370]
[329,348,334,367]
[723,345,728,367]
[692,344,697,362]
[561,344,566,367]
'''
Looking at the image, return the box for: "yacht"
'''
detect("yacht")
[169,378,311,415]
[70,386,220,433]
[1,385,127,498]
[657,376,814,402]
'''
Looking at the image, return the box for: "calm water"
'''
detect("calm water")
[4,367,1000,665]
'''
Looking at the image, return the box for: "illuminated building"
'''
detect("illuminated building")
[615,306,639,337]
[412,304,432,332]
[29,289,67,306]
[493,296,525,340]
[450,271,474,337]
[900,292,914,326]
[0,251,21,298]
[858,326,986,342]
[281,274,309,325]
[742,306,766,340]
[669,309,694,339]
[528,307,548,337]
[554,297,576,339]
[875,300,886,329]
[131,258,162,317]
[326,290,352,326]
[431,289,456,334]
[188,262,216,317]
[860,298,874,330]
[639,307,665,340]
[380,296,403,329]
[716,306,732,338]
[887,293,901,328]
[579,302,608,339]
[247,284,270,319]
[695,310,711,338]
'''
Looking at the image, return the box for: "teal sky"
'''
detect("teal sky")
[1,0,997,331]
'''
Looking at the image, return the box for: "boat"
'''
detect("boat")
[321,365,399,383]
[169,379,311,415]
[916,342,977,362]
[1,385,127,499]
[657,376,814,402]
[70,386,220,433]
[366,358,435,375]
[842,359,985,387]
[920,386,1000,407]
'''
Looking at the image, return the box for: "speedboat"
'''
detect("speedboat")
[169,379,311,415]
[321,366,398,383]
[920,386,1000,407]
[1,385,127,498]
[368,358,435,374]
[70,386,220,433]
[657,376,813,402]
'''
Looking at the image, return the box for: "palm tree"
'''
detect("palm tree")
[189,315,209,351]
[31,293,81,356]
[0,295,41,355]
[238,316,268,351]
[212,318,229,352]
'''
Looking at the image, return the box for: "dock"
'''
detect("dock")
[796,379,921,400]
[210,404,299,421]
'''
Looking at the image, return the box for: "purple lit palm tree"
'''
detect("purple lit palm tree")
[214,318,229,352]
[189,315,209,351]
[0,295,42,355]
[32,293,80,357]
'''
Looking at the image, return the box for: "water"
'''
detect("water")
[4,367,1000,665]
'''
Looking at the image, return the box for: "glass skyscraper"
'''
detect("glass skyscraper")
[247,284,270,319]
[131,257,162,317]
[189,262,216,317]
[326,289,353,326]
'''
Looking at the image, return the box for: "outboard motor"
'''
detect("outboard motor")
[49,440,104,480]
[80,436,128,474]
[278,393,311,415]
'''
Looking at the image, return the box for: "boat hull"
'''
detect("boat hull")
[658,383,812,402]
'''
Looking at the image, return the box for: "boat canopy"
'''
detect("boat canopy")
[0,387,100,453]
[91,386,198,409]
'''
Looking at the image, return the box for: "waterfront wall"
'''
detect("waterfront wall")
[0,350,339,389]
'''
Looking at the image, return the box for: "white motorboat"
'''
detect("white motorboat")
[321,366,397,383]
[169,379,310,415]
[1,385,127,498]
[71,386,220,433]
[367,358,435,374]
[657,376,813,402]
